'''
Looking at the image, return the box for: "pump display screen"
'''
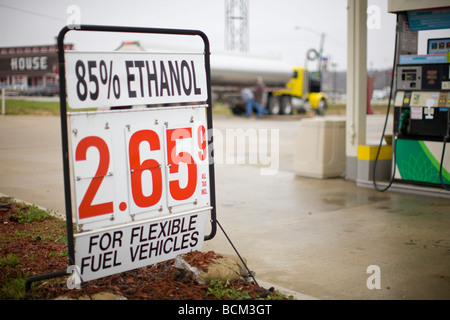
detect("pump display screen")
[425,69,438,86]
[402,70,417,81]
[397,66,422,90]
[427,38,450,54]
[421,64,449,90]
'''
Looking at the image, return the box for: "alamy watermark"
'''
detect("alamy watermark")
[66,5,81,29]
[215,128,279,175]
[367,5,381,30]
[366,265,381,290]
[66,265,82,289]
[160,126,280,175]
[205,128,280,175]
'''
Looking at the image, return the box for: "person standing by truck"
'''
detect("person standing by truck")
[253,77,265,119]
[241,87,254,118]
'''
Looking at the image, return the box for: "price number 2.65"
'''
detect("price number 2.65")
[73,124,208,223]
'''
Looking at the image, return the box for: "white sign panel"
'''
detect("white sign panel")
[69,106,211,231]
[75,209,209,281]
[65,51,208,109]
[64,40,214,283]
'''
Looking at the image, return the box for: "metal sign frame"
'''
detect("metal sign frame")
[26,24,216,290]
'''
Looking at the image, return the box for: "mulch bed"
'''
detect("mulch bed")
[0,199,275,300]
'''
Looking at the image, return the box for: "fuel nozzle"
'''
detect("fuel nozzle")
[398,108,410,135]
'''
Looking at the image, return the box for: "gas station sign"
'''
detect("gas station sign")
[57,25,216,282]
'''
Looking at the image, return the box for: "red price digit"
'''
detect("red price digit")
[75,136,113,219]
[197,124,207,161]
[74,123,206,222]
[166,127,197,201]
[128,130,163,207]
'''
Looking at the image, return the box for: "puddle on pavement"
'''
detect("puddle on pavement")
[320,192,389,209]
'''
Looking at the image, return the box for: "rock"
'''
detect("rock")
[0,202,12,212]
[174,255,202,278]
[175,254,250,285]
[196,257,248,284]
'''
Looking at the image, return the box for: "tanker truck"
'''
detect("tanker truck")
[116,41,327,115]
[210,52,327,115]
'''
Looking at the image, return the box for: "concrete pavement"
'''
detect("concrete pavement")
[0,113,449,300]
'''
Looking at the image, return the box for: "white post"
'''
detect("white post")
[346,0,367,180]
[1,88,5,116]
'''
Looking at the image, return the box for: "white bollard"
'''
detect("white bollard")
[1,88,5,116]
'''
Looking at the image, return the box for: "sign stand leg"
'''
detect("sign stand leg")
[25,269,68,294]
[24,26,79,296]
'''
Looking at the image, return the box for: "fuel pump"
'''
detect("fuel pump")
[393,60,450,189]
[373,32,450,191]
[373,6,450,193]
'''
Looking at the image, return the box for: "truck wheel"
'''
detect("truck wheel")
[231,104,244,115]
[280,96,292,115]
[315,99,327,116]
[267,96,280,115]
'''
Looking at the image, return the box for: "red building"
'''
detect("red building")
[0,44,73,91]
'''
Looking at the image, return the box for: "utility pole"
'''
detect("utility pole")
[225,0,249,52]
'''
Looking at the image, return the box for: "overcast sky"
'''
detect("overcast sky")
[0,0,448,71]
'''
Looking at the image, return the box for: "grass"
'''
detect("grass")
[3,99,232,116]
[1,196,54,224]
[1,272,29,300]
[9,205,51,224]
[2,99,99,115]
[0,196,67,244]
[0,196,68,300]
[0,253,21,268]
[326,101,391,115]
[206,279,252,300]
[3,98,389,116]
[206,279,294,300]
[3,99,60,115]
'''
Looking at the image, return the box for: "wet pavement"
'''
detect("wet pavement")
[0,114,449,300]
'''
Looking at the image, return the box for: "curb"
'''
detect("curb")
[255,279,319,300]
